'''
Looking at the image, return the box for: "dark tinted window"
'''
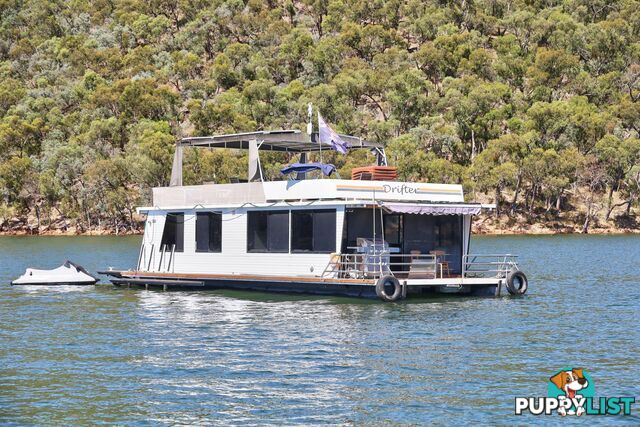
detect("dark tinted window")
[292,209,336,253]
[161,213,184,252]
[344,208,383,249]
[196,212,222,252]
[403,215,463,273]
[247,211,289,252]
[434,216,463,273]
[383,214,402,245]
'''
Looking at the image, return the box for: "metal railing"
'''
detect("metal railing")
[158,244,176,273]
[321,253,439,280]
[137,243,155,271]
[136,243,146,270]
[322,252,519,280]
[136,243,175,273]
[462,254,518,278]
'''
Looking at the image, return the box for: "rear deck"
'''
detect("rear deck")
[100,254,517,299]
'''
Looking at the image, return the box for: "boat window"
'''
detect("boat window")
[344,208,383,249]
[196,212,222,253]
[433,216,463,272]
[383,214,402,245]
[291,209,336,253]
[160,213,184,252]
[247,210,289,253]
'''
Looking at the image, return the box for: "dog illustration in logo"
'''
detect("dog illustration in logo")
[550,368,588,416]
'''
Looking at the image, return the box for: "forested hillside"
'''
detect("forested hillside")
[0,0,639,234]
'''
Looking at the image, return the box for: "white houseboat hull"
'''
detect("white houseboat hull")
[101,130,528,301]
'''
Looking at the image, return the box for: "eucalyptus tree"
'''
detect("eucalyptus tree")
[0,0,639,232]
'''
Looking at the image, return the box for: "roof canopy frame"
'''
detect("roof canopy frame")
[179,130,384,152]
[170,130,387,187]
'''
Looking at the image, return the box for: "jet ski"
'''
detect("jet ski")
[11,260,98,286]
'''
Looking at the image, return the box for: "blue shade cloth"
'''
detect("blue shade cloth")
[280,162,337,177]
[318,113,349,154]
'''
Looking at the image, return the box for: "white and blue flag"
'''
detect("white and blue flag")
[318,112,348,154]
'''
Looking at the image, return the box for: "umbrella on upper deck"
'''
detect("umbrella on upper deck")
[280,162,337,177]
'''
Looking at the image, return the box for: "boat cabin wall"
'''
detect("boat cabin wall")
[140,207,475,277]
[140,206,346,276]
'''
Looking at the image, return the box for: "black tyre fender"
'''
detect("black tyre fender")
[506,268,528,295]
[375,275,402,302]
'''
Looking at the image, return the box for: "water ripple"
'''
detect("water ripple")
[0,235,638,425]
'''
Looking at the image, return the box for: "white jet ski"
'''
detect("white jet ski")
[11,260,98,286]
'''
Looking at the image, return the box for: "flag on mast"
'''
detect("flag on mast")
[318,112,349,154]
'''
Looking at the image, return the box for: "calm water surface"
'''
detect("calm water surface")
[0,235,638,425]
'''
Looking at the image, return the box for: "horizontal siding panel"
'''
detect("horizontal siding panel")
[142,206,343,277]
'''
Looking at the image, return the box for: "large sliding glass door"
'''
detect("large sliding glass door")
[403,215,463,274]
[343,208,463,274]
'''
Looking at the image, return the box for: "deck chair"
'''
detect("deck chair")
[429,250,450,278]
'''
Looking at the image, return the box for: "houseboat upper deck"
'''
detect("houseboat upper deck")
[101,129,528,301]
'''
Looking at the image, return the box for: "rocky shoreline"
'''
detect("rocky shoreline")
[0,228,142,236]
[472,213,640,235]
[1,216,638,236]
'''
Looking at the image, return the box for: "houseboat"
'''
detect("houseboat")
[101,129,528,301]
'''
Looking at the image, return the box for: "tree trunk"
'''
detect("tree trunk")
[84,203,91,231]
[605,185,615,220]
[582,210,591,233]
[528,186,537,217]
[128,207,135,231]
[55,207,68,230]
[607,199,633,219]
[510,174,521,215]
[626,200,632,216]
[35,205,41,232]
[582,196,593,233]
[471,129,476,160]
[556,190,563,211]
[494,186,501,217]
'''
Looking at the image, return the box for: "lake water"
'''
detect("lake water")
[0,235,638,424]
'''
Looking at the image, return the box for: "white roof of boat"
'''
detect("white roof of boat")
[140,179,494,212]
